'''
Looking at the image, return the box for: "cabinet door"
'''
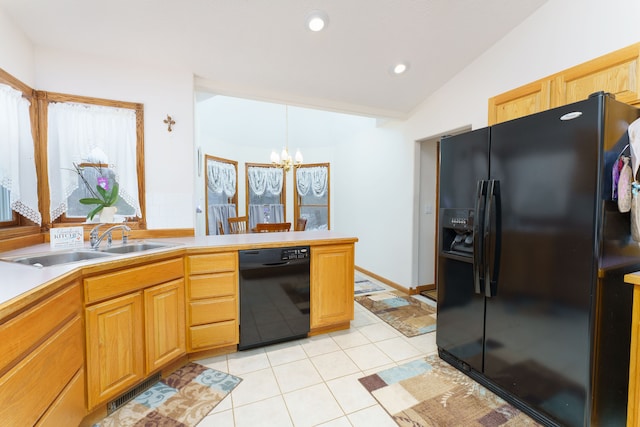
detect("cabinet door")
[310,244,354,329]
[85,292,144,409]
[488,79,551,125]
[144,279,186,373]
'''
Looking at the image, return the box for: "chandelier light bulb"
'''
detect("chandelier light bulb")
[295,149,303,163]
[270,150,280,163]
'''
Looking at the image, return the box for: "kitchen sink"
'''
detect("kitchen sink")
[98,242,175,254]
[5,250,114,267]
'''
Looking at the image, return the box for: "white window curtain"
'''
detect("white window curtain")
[47,102,140,221]
[208,203,237,235]
[248,166,283,196]
[0,84,41,225]
[207,160,236,198]
[296,166,328,197]
[248,204,285,230]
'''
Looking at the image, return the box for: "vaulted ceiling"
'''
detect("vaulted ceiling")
[0,0,546,119]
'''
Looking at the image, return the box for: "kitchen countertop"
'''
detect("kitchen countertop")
[0,230,358,316]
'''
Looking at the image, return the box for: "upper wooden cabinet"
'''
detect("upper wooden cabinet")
[489,42,640,125]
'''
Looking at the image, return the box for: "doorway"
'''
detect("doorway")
[416,126,471,302]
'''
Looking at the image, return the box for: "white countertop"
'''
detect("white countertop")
[0,230,357,314]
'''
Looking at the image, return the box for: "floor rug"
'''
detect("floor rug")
[95,362,242,427]
[355,290,436,337]
[355,275,386,294]
[359,354,542,427]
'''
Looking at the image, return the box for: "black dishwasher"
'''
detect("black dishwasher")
[238,246,310,350]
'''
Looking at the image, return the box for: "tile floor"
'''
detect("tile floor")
[195,275,438,427]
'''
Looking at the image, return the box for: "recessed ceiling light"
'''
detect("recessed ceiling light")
[306,10,329,32]
[391,62,410,75]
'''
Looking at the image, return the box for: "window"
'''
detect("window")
[0,70,41,236]
[294,163,330,230]
[205,155,238,235]
[42,92,146,228]
[245,163,286,230]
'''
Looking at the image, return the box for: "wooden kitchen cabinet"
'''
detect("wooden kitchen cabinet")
[627,279,640,427]
[185,252,239,352]
[144,278,186,373]
[0,281,85,426]
[85,292,144,409]
[310,244,355,330]
[84,257,185,409]
[489,42,640,125]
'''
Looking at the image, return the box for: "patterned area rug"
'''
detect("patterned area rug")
[96,362,242,427]
[354,275,386,295]
[359,355,542,427]
[355,290,436,337]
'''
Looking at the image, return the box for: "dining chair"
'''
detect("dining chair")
[217,221,224,235]
[228,216,248,234]
[254,222,291,233]
[295,217,307,231]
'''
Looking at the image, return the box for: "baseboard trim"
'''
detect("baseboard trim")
[355,265,413,294]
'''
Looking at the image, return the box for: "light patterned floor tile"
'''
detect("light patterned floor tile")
[311,350,361,381]
[272,358,323,393]
[375,336,423,362]
[227,348,270,375]
[347,404,398,427]
[357,322,401,342]
[233,395,293,427]
[406,330,437,354]
[265,341,308,366]
[326,373,378,414]
[283,383,345,427]
[197,354,229,373]
[345,343,393,371]
[230,367,281,407]
[198,408,235,427]
[330,328,371,349]
[316,416,353,427]
[300,334,341,357]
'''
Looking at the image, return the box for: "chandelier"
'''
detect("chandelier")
[270,105,303,172]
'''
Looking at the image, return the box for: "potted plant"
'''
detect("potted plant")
[72,163,120,221]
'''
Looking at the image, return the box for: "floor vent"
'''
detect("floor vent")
[106,372,161,415]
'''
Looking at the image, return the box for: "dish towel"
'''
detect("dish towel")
[628,118,640,241]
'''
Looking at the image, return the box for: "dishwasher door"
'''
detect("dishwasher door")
[238,246,310,350]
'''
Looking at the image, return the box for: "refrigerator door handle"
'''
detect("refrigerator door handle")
[484,179,502,297]
[473,180,487,295]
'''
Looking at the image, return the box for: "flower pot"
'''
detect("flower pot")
[99,206,117,223]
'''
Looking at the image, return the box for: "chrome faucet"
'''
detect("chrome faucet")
[89,223,107,249]
[91,224,131,249]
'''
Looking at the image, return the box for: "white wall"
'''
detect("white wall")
[32,48,195,229]
[0,8,34,87]
[195,95,376,235]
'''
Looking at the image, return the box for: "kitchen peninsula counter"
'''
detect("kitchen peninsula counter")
[0,230,357,426]
[0,230,358,317]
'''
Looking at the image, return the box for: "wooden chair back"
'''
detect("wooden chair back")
[228,216,248,234]
[254,222,291,233]
[217,221,224,235]
[295,217,307,231]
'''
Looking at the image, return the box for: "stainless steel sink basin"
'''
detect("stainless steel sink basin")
[6,250,114,267]
[98,242,174,254]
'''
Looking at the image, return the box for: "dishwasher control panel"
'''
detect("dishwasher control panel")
[281,247,309,260]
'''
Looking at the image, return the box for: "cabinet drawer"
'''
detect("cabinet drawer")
[189,320,238,351]
[187,252,237,275]
[0,282,81,373]
[188,272,236,299]
[0,316,83,427]
[189,297,236,325]
[36,368,85,427]
[84,258,183,303]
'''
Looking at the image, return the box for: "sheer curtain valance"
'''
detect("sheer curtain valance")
[296,166,328,198]
[207,160,236,198]
[248,166,283,196]
[0,84,41,225]
[47,101,141,221]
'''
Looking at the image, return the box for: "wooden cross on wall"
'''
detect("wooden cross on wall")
[164,115,176,132]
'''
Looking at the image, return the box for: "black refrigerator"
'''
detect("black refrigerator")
[436,92,640,427]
